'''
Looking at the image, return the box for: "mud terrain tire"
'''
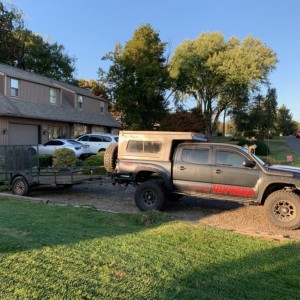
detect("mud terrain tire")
[104,143,118,173]
[265,190,300,229]
[135,180,167,211]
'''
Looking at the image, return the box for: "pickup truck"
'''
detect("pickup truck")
[104,131,300,229]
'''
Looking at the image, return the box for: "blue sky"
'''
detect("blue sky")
[7,0,300,121]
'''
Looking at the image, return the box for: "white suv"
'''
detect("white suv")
[76,133,118,153]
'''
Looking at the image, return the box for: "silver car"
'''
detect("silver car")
[33,139,92,159]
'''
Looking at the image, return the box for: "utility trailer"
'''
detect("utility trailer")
[0,145,104,196]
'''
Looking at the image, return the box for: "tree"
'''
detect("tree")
[15,29,76,83]
[77,79,108,98]
[159,108,206,132]
[169,32,278,138]
[0,2,76,83]
[248,88,278,138]
[100,24,170,130]
[0,1,23,64]
[276,105,297,135]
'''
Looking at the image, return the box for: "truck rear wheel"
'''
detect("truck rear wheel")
[12,176,30,196]
[265,190,300,229]
[135,181,166,211]
[104,144,118,173]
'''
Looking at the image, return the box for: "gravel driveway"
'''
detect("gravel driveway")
[4,176,300,242]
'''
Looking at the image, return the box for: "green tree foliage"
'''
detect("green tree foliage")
[0,1,76,83]
[101,24,170,130]
[159,109,206,132]
[230,88,278,138]
[276,105,297,135]
[169,32,278,137]
[0,1,23,64]
[248,88,278,139]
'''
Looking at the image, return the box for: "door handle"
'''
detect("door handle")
[215,169,223,174]
[179,166,186,170]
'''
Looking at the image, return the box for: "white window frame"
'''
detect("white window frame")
[50,88,57,104]
[100,101,105,114]
[77,95,83,110]
[10,78,19,97]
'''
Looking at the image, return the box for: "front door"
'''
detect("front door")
[211,147,260,200]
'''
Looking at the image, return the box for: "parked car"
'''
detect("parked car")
[32,139,92,159]
[75,133,118,153]
[295,131,300,138]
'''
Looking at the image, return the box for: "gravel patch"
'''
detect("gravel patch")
[2,177,300,242]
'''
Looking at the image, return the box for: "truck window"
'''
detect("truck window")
[216,150,245,167]
[182,149,209,164]
[127,141,162,153]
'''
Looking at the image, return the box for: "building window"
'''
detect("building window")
[50,88,57,104]
[77,95,83,109]
[10,78,19,97]
[100,101,105,113]
[48,126,67,139]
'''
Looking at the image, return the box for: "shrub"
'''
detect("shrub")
[52,148,77,168]
[82,153,105,174]
[39,155,53,168]
[237,139,270,156]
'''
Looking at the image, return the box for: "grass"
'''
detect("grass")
[0,198,300,299]
[263,138,300,166]
[213,136,300,166]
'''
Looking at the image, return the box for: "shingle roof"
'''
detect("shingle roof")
[0,95,121,127]
[0,63,122,128]
[0,63,101,99]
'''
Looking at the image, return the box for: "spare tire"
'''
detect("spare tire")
[104,143,118,173]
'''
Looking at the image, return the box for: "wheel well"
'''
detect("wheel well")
[261,183,296,204]
[136,171,163,183]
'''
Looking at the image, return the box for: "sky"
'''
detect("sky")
[6,0,300,121]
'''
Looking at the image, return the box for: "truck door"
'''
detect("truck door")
[173,145,212,196]
[212,147,259,200]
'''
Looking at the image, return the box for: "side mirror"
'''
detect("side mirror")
[243,160,256,168]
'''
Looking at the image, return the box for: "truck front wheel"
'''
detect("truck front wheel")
[135,181,166,211]
[265,190,300,229]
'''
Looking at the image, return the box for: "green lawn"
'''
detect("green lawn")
[1,198,300,299]
[213,136,300,166]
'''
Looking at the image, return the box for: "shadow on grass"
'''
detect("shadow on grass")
[166,241,300,299]
[0,197,169,254]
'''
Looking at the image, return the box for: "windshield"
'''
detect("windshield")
[67,140,82,145]
[240,148,267,166]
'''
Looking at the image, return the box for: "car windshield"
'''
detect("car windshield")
[66,140,82,145]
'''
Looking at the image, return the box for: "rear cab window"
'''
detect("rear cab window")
[126,141,162,153]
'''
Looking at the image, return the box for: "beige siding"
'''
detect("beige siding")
[83,97,106,113]
[4,76,61,105]
[63,89,75,106]
[0,117,9,145]
[0,74,4,93]
[0,116,72,145]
